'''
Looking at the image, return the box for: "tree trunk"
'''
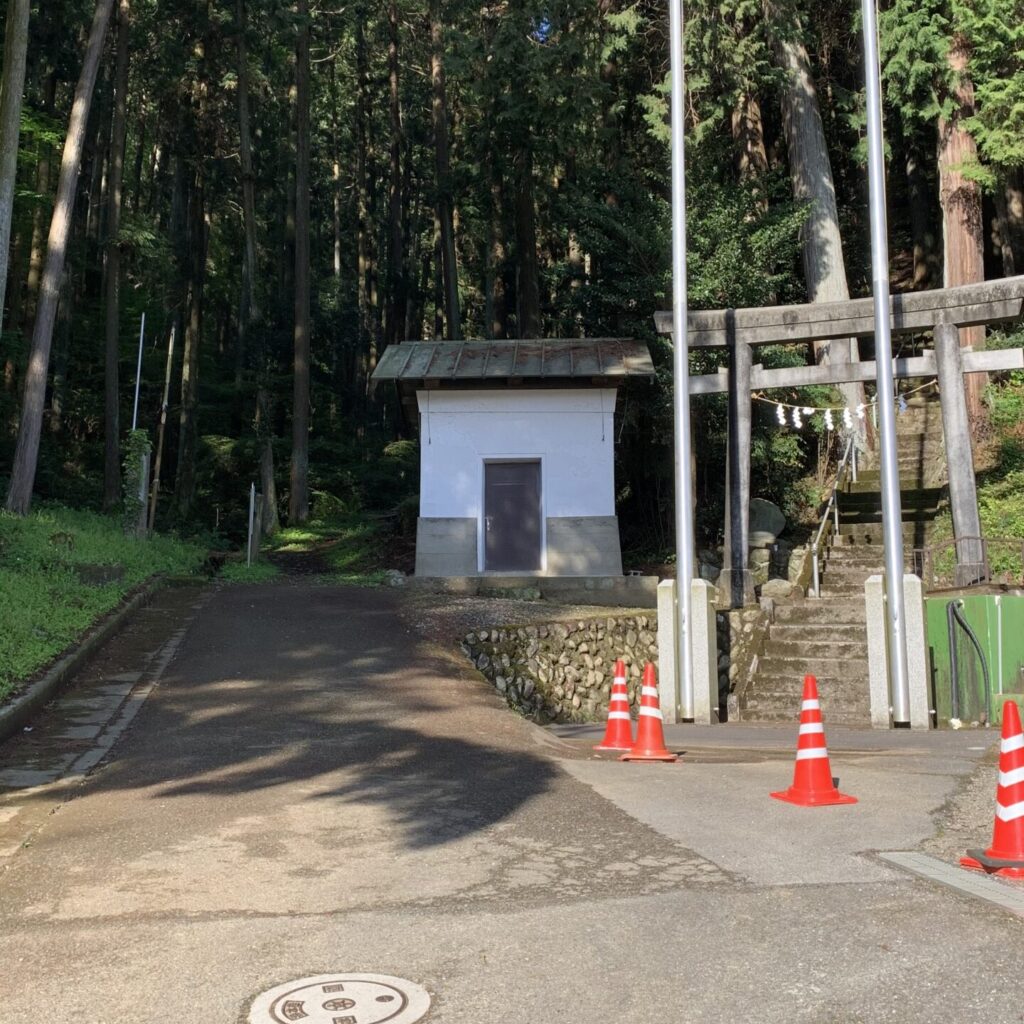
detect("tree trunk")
[330,58,342,292]
[731,88,768,211]
[513,147,541,338]
[236,0,259,329]
[0,0,31,332]
[147,325,175,531]
[992,183,1016,278]
[430,0,460,339]
[256,386,279,535]
[487,165,507,339]
[906,142,938,289]
[5,0,115,515]
[103,0,131,511]
[774,24,864,415]
[21,72,57,343]
[384,0,405,348]
[938,33,986,423]
[1003,169,1024,270]
[355,14,370,345]
[289,0,311,525]
[173,173,206,519]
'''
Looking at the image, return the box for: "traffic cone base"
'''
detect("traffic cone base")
[770,784,857,807]
[960,851,1024,879]
[620,665,678,763]
[771,675,857,807]
[960,699,1024,878]
[594,660,634,751]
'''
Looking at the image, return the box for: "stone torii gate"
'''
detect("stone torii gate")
[655,276,1024,608]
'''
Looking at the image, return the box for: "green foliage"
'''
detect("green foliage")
[0,505,205,702]
[122,429,153,532]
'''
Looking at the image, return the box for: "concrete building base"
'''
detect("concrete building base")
[414,518,478,576]
[545,517,623,575]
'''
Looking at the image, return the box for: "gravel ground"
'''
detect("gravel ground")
[922,737,1003,865]
[396,587,650,648]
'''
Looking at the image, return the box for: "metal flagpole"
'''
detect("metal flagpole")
[669,0,695,719]
[861,0,911,724]
[131,311,146,431]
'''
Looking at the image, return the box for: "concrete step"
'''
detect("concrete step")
[737,705,871,726]
[841,523,936,546]
[773,601,865,623]
[769,623,867,643]
[756,656,869,679]
[818,566,883,582]
[842,488,943,507]
[763,639,868,660]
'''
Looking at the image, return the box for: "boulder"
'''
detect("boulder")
[748,498,786,547]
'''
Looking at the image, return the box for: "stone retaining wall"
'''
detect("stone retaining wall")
[462,605,769,723]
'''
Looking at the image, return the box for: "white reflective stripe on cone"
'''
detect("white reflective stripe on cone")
[802,699,820,710]
[799,723,824,735]
[609,695,629,704]
[999,766,1024,788]
[996,799,1024,822]
[795,747,829,760]
[641,686,659,698]
[607,711,631,721]
[638,706,663,719]
[614,675,627,685]
[1001,733,1024,754]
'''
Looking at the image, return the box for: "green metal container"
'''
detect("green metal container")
[926,594,1024,725]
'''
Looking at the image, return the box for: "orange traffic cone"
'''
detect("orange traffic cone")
[961,699,1024,878]
[594,659,634,751]
[620,663,677,763]
[770,674,857,807]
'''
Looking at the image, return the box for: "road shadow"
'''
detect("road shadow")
[60,584,557,851]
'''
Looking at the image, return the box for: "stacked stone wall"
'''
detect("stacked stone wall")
[463,606,769,723]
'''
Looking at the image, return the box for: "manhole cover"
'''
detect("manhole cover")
[249,974,430,1024]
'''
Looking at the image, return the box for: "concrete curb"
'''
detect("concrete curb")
[0,578,165,746]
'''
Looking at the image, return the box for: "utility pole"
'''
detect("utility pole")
[669,0,695,719]
[861,0,911,724]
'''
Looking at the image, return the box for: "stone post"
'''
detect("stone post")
[657,579,680,723]
[690,578,720,724]
[903,574,931,729]
[934,319,985,585]
[865,573,932,729]
[722,314,755,608]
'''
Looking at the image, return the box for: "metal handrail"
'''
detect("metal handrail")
[811,435,858,599]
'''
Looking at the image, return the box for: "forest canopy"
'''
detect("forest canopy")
[0,0,1020,556]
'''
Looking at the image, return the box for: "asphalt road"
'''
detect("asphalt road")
[1,581,1022,1023]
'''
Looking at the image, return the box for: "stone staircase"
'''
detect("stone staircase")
[738,394,946,725]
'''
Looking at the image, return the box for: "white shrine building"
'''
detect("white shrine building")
[371,339,654,577]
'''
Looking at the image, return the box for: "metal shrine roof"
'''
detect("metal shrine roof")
[371,338,654,386]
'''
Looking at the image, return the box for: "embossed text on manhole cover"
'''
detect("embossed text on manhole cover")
[248,974,431,1024]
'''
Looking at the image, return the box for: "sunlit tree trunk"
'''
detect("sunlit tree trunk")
[774,23,865,416]
[939,33,986,423]
[6,0,115,515]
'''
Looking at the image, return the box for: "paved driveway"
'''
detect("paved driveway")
[0,582,1021,1022]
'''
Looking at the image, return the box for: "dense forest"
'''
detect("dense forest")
[0,0,1021,556]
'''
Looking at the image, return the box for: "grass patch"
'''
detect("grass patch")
[0,504,205,703]
[219,560,282,584]
[265,512,390,581]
